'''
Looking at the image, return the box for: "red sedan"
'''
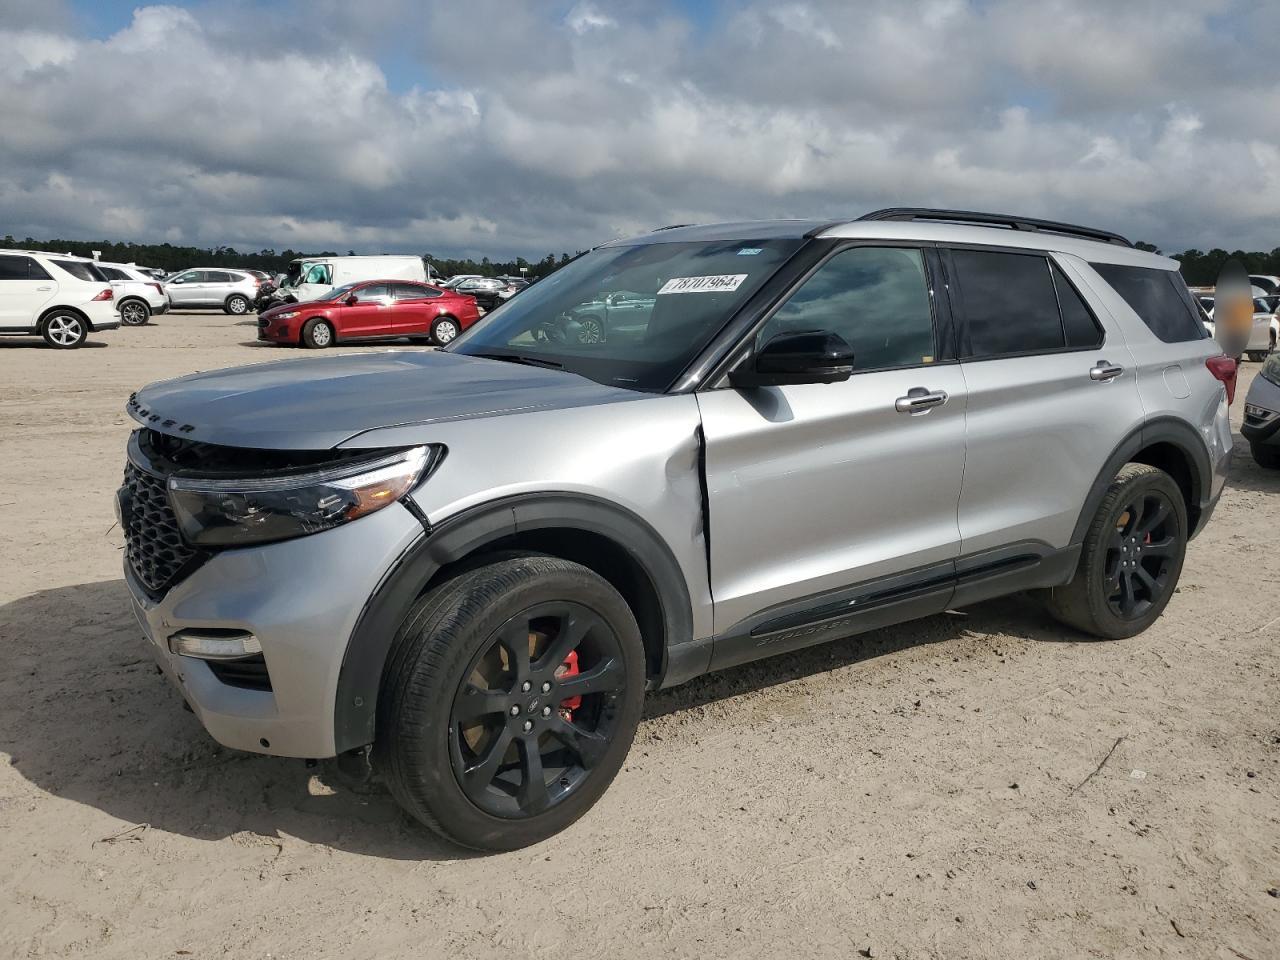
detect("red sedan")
[257,280,481,348]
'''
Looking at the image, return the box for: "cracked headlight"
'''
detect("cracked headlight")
[168,445,441,547]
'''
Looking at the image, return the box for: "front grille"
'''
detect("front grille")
[121,462,204,597]
[207,655,272,692]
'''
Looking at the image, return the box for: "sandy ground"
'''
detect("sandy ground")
[0,312,1277,960]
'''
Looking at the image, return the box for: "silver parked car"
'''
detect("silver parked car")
[1243,352,1280,468]
[119,208,1232,850]
[164,268,259,314]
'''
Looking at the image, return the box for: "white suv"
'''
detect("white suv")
[97,262,169,326]
[0,250,118,348]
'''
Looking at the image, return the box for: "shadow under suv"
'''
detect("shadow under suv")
[118,208,1233,851]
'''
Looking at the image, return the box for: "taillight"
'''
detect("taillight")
[148,283,163,295]
[91,288,114,302]
[1205,355,1237,405]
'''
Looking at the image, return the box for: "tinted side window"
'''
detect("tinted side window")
[757,246,935,372]
[50,259,105,282]
[1051,264,1103,348]
[0,256,26,280]
[28,258,50,280]
[354,283,389,301]
[1090,263,1207,342]
[951,250,1064,357]
[210,271,236,283]
[99,267,127,280]
[393,283,439,300]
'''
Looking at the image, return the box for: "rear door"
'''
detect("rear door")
[698,243,967,654]
[0,255,57,328]
[390,282,439,334]
[944,246,1142,567]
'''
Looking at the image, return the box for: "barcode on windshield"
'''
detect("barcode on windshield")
[657,274,748,295]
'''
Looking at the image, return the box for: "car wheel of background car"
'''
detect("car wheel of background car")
[576,315,604,344]
[1251,442,1280,469]
[224,295,250,315]
[40,311,88,349]
[119,299,151,326]
[1246,351,1266,362]
[1041,463,1187,640]
[376,555,645,852]
[301,318,334,349]
[430,315,460,346]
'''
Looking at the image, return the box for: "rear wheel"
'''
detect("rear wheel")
[1042,463,1187,639]
[377,555,644,851]
[119,299,151,326]
[1247,350,1266,362]
[41,311,88,349]
[1251,443,1280,469]
[301,318,334,348]
[224,294,250,315]
[430,315,460,346]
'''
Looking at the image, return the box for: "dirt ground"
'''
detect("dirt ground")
[0,312,1277,960]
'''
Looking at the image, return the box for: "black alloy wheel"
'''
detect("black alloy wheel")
[449,601,627,819]
[1102,490,1178,620]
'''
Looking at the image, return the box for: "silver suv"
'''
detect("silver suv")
[119,208,1232,850]
[164,268,258,314]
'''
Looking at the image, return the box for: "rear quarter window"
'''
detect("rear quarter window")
[1090,263,1208,343]
[49,259,106,282]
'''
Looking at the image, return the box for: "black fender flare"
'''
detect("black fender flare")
[332,492,694,754]
[1069,416,1214,546]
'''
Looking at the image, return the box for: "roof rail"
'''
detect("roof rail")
[652,223,695,232]
[857,207,1133,247]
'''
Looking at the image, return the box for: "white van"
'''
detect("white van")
[280,256,427,302]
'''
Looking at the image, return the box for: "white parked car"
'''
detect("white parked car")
[96,262,169,326]
[1200,296,1276,361]
[0,250,118,348]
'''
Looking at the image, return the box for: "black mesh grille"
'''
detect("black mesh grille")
[207,655,272,691]
[122,462,204,596]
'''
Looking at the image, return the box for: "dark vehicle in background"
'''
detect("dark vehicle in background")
[257,279,480,347]
[452,276,507,310]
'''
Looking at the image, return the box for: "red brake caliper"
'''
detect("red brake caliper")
[555,650,581,721]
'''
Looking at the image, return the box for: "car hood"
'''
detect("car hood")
[128,350,645,450]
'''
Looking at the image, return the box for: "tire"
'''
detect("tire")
[430,315,460,346]
[377,555,645,851]
[40,311,88,349]
[576,315,604,344]
[301,318,334,349]
[224,294,250,315]
[1246,351,1266,363]
[1042,463,1187,640]
[119,299,151,326]
[1251,443,1280,469]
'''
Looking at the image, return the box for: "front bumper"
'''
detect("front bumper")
[1242,375,1280,446]
[125,502,422,758]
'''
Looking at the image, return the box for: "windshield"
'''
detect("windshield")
[448,238,802,391]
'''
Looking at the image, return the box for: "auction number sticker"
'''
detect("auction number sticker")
[657,274,748,295]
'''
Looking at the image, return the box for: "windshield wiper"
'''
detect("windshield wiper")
[471,352,564,370]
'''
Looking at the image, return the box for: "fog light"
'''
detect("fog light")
[168,630,262,660]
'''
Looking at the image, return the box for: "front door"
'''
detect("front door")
[698,244,967,661]
[340,283,393,337]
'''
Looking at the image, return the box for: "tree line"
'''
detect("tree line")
[0,235,581,280]
[5,232,1277,287]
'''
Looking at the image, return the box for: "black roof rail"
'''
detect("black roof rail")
[857,207,1133,247]
[652,223,695,232]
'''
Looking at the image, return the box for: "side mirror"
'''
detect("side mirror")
[730,331,855,388]
[170,278,184,284]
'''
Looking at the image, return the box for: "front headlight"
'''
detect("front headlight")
[274,311,298,320]
[168,445,441,547]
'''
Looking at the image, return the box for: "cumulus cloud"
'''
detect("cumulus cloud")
[0,0,1279,258]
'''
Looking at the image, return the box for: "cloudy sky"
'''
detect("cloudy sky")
[3,0,1280,260]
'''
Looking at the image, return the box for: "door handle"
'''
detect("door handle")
[1089,360,1124,381]
[895,387,948,414]
[36,286,52,291]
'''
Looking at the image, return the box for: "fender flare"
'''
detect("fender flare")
[1069,416,1213,546]
[332,492,694,754]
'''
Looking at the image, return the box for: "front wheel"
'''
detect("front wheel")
[301,318,334,348]
[1251,442,1280,469]
[224,294,250,315]
[1041,463,1187,639]
[1246,351,1267,363]
[377,555,645,851]
[119,299,151,326]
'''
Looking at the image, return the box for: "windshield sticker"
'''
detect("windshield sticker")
[736,248,763,256]
[657,274,749,295]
